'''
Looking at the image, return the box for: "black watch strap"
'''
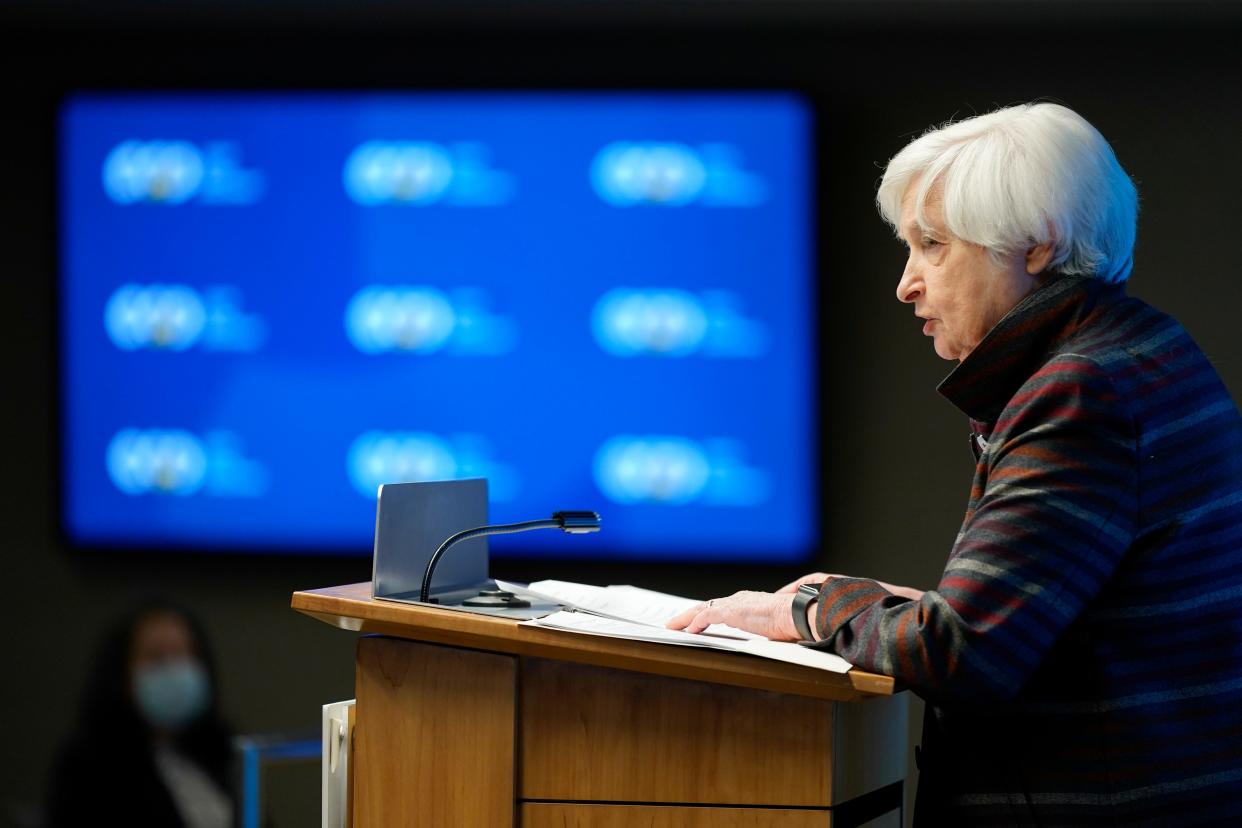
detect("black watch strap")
[792,582,823,642]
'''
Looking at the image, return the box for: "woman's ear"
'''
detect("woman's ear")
[1026,240,1056,276]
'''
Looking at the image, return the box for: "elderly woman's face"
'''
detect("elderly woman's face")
[894,187,1046,361]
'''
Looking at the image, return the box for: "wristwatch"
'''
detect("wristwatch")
[792,582,823,642]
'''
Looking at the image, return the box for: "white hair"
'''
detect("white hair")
[876,103,1138,283]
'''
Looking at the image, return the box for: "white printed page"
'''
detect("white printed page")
[520,611,852,674]
[734,638,853,673]
[527,611,740,650]
[496,579,761,640]
[496,579,609,612]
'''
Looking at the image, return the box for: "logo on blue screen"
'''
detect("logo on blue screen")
[591,288,768,358]
[103,140,265,205]
[590,142,767,207]
[345,285,516,355]
[106,429,269,497]
[104,284,267,352]
[343,141,514,206]
[593,435,770,506]
[347,431,518,501]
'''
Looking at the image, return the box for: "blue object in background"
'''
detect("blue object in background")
[59,91,817,562]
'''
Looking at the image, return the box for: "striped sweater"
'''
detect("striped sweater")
[813,274,1242,826]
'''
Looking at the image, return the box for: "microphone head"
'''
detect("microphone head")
[553,511,601,533]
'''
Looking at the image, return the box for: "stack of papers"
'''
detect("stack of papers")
[496,579,852,674]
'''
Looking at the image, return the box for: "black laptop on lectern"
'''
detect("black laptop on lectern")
[370,478,556,619]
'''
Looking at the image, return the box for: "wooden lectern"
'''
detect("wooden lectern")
[293,583,908,827]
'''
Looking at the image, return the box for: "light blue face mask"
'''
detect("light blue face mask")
[133,660,211,731]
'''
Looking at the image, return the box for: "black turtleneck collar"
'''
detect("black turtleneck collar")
[936,273,1127,424]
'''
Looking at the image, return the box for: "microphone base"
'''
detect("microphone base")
[462,589,532,609]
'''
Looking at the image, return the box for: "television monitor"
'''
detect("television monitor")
[58,91,816,562]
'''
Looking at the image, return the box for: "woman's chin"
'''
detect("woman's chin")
[932,340,958,361]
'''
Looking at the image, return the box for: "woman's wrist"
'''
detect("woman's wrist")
[791,583,822,641]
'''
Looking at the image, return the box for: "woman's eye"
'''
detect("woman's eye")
[921,237,941,248]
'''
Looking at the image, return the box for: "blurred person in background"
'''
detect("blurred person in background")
[45,599,234,828]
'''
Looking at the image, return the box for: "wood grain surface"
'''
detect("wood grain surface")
[351,636,516,827]
[521,803,830,827]
[519,657,834,807]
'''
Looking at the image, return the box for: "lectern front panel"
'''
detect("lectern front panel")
[522,803,830,827]
[352,636,516,827]
[519,657,833,807]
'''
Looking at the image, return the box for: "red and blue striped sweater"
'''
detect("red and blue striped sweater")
[814,273,1242,826]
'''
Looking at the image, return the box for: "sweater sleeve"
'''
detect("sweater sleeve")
[813,355,1139,702]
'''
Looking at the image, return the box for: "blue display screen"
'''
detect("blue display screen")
[59,92,816,561]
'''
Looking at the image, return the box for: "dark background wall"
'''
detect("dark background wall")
[3,2,1242,826]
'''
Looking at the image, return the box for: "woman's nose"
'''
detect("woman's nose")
[896,265,921,304]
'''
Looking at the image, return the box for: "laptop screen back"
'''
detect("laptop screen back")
[372,478,490,602]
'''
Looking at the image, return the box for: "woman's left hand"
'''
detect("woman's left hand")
[664,590,800,641]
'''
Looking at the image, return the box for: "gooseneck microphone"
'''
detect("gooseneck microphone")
[419,511,601,604]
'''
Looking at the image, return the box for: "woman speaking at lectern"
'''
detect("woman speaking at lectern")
[667,103,1242,825]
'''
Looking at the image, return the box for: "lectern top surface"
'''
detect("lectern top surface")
[292,582,898,702]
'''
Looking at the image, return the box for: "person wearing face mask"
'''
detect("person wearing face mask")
[45,599,235,828]
[667,103,1242,825]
